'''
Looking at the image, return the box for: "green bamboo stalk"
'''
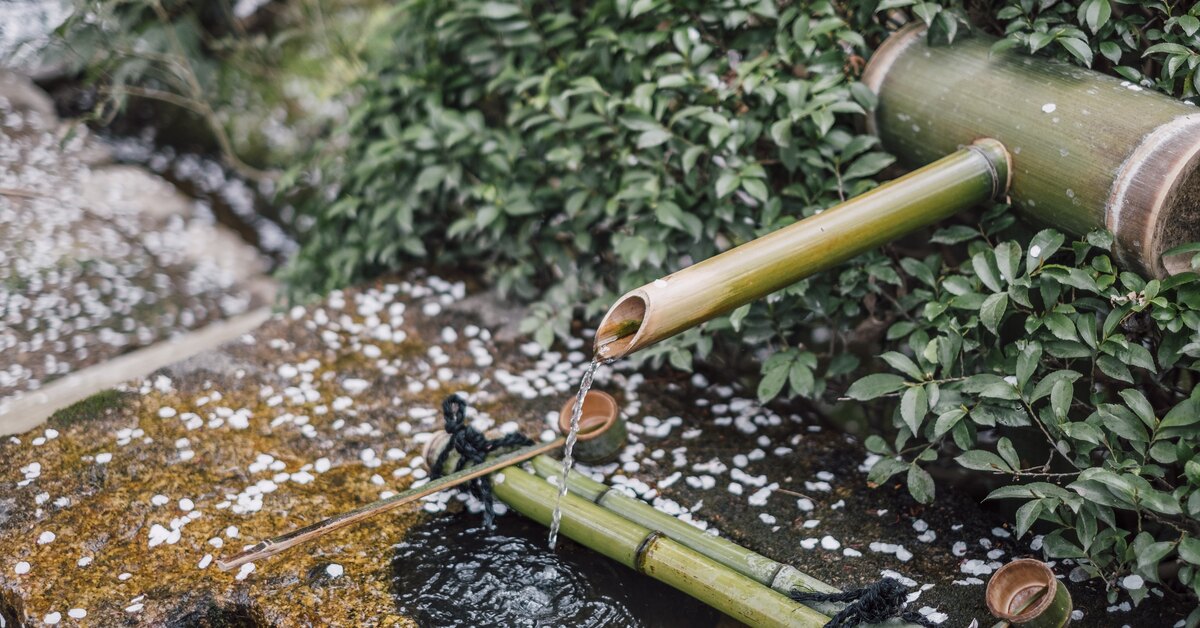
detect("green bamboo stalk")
[595,140,1009,358]
[863,24,1200,277]
[529,456,931,627]
[530,456,836,594]
[490,465,831,628]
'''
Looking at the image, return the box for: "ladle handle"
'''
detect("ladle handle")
[216,437,564,571]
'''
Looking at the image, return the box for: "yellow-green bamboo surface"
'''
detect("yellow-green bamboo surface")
[528,456,931,628]
[425,442,829,626]
[491,466,830,628]
[863,24,1200,277]
[596,140,1009,358]
[528,457,838,608]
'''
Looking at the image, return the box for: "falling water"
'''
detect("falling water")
[547,358,601,549]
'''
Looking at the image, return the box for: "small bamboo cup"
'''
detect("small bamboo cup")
[986,559,1072,627]
[557,390,625,464]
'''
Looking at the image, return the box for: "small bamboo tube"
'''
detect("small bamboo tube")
[490,466,830,628]
[595,140,1009,358]
[864,24,1200,277]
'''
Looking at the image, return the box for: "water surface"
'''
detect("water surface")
[392,515,725,627]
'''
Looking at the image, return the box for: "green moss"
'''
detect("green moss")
[47,389,127,428]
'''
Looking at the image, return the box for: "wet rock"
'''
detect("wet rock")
[0,275,1187,626]
[0,78,272,417]
[0,70,56,122]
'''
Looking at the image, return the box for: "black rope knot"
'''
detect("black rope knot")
[430,394,532,527]
[790,577,935,628]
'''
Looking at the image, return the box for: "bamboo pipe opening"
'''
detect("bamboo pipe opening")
[1160,169,1200,275]
[595,291,648,359]
[1122,115,1200,276]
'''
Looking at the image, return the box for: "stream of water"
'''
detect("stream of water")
[547,358,601,550]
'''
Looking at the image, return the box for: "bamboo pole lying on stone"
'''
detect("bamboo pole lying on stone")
[490,465,831,628]
[216,435,570,571]
[529,456,927,628]
[527,456,841,600]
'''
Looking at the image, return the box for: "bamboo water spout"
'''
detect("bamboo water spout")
[598,26,1200,359]
[597,140,1010,358]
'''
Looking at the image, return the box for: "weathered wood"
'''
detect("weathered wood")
[863,24,1200,277]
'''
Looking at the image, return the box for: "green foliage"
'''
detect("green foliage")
[282,0,895,343]
[280,0,1200,605]
[859,224,1200,604]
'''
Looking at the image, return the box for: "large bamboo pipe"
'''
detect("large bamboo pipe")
[596,140,1009,358]
[865,25,1200,278]
[598,27,1200,359]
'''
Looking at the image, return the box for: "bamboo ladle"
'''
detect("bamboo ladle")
[217,391,624,571]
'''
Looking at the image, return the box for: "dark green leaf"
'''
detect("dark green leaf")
[956,450,1013,473]
[907,464,935,504]
[846,374,907,400]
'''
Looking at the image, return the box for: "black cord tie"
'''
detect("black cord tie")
[430,394,532,528]
[790,577,936,628]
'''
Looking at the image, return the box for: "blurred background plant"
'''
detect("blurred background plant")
[23,0,1200,613]
[22,0,387,180]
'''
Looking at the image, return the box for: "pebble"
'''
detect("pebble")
[1121,574,1144,590]
[961,559,995,576]
[68,609,87,619]
[236,562,256,581]
[343,378,370,394]
[14,561,30,574]
[44,612,61,624]
[326,563,344,578]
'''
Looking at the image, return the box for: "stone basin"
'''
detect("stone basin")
[0,275,1186,626]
